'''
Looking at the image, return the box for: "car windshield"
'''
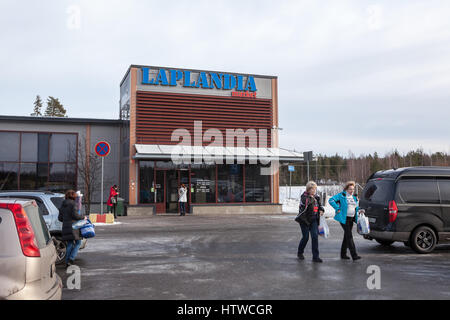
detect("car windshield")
[50,197,64,210]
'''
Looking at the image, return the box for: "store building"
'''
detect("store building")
[119,65,303,215]
[0,65,304,215]
[0,116,123,212]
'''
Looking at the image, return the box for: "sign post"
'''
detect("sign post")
[288,165,295,199]
[303,151,313,182]
[95,141,111,215]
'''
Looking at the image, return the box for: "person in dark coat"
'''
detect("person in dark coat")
[58,190,85,267]
[295,181,325,263]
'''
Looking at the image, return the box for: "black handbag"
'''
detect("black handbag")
[295,197,311,224]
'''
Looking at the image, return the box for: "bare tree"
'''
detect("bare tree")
[77,139,102,214]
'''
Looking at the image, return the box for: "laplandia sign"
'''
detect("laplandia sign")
[141,67,258,93]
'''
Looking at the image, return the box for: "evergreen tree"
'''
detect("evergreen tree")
[30,95,43,116]
[44,96,67,117]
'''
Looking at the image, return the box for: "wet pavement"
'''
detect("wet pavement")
[58,214,450,300]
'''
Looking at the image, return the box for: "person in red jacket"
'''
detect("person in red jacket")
[107,185,119,218]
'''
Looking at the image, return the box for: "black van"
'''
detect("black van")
[360,167,450,254]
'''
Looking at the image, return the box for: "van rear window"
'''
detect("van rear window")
[362,180,395,202]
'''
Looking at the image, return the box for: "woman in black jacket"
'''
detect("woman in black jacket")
[295,181,325,263]
[58,190,85,267]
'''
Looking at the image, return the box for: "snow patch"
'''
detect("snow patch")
[93,222,123,226]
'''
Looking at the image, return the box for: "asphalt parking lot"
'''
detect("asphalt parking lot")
[58,214,450,300]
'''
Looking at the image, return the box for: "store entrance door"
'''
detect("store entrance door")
[154,169,190,214]
[166,170,179,213]
[154,170,165,213]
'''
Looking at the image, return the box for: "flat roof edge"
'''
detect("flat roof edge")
[0,115,126,125]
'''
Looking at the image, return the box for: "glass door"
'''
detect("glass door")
[166,170,179,213]
[154,170,165,213]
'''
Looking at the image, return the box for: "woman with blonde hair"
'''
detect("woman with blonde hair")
[329,181,361,261]
[295,181,325,263]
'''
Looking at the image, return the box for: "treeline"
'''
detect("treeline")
[280,149,450,186]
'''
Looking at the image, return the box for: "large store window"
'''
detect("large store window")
[0,132,20,161]
[139,161,155,204]
[245,165,270,202]
[191,164,216,203]
[0,131,77,192]
[0,163,18,190]
[217,164,244,203]
[50,134,77,162]
[19,163,48,190]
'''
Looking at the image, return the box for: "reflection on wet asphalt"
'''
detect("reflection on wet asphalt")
[58,215,450,300]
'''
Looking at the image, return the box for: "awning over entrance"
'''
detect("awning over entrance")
[133,144,305,163]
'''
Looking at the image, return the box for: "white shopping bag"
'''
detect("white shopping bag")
[318,216,330,239]
[357,212,370,235]
[72,219,87,230]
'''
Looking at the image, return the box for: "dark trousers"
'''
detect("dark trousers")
[109,204,117,218]
[180,202,186,215]
[340,217,358,258]
[297,219,319,259]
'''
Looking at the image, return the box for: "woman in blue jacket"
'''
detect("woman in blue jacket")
[329,181,361,261]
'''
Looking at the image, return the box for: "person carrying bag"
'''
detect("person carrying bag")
[107,185,119,218]
[295,181,325,263]
[329,181,362,261]
[58,190,85,268]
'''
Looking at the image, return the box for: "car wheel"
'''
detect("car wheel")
[375,239,394,246]
[52,236,67,265]
[410,226,437,254]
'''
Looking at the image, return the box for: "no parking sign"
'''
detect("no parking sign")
[95,141,111,157]
[95,141,111,214]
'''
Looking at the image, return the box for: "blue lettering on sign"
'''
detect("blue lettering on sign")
[183,71,196,88]
[210,73,223,89]
[155,69,169,86]
[141,67,257,92]
[196,72,209,89]
[169,69,183,86]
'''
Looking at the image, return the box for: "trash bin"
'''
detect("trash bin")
[116,197,125,216]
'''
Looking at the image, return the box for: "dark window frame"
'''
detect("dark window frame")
[0,130,78,191]
[137,160,273,205]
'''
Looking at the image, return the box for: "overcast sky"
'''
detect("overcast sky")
[1,0,449,156]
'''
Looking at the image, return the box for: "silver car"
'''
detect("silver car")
[0,191,87,264]
[0,198,62,300]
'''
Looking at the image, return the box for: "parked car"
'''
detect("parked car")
[0,191,87,264]
[0,198,62,299]
[360,167,450,254]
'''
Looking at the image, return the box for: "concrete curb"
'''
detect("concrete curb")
[89,213,115,224]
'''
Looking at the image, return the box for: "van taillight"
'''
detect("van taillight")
[388,200,398,223]
[0,203,40,257]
